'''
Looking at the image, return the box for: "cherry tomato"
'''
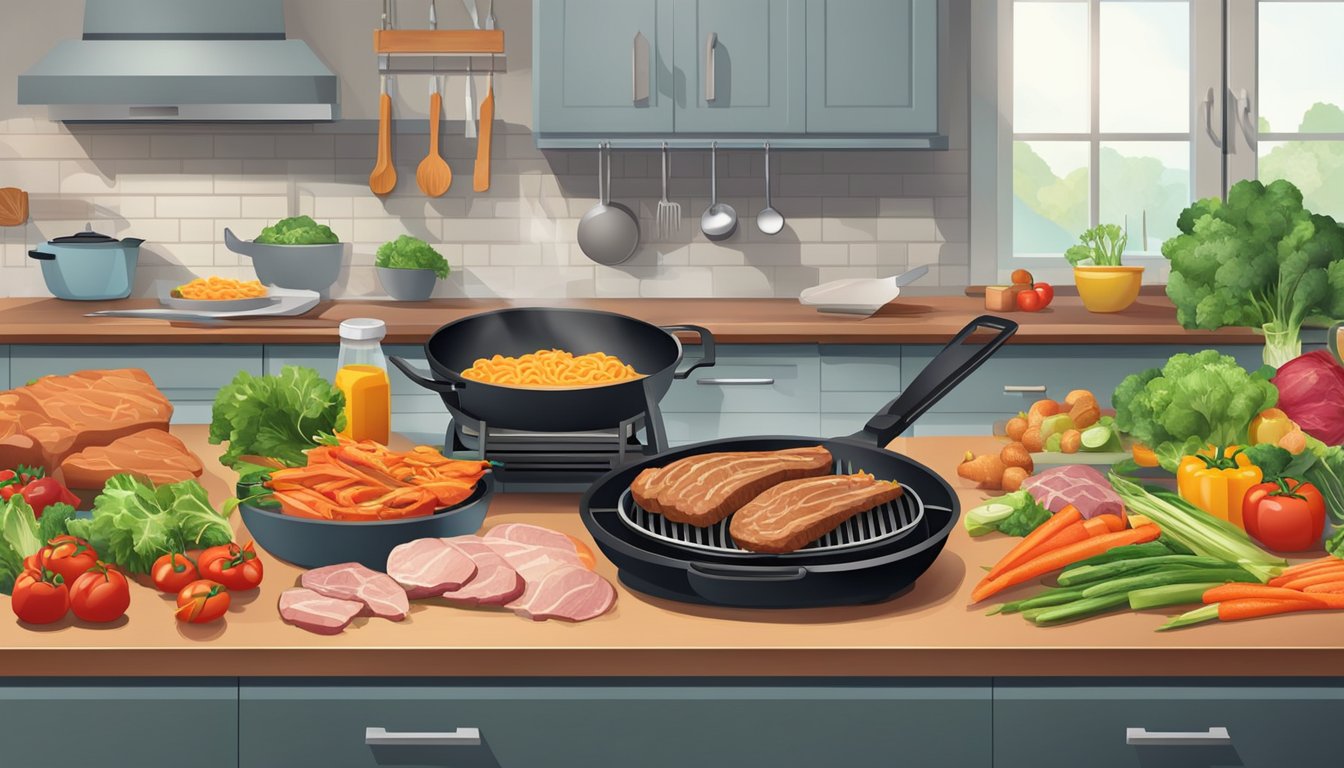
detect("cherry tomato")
[175,579,231,624]
[11,569,69,625]
[1010,268,1034,286]
[1033,282,1055,308]
[197,542,263,592]
[1016,289,1044,312]
[151,552,200,594]
[37,535,98,586]
[19,477,81,518]
[68,563,131,623]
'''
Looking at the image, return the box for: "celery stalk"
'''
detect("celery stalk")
[1158,603,1221,631]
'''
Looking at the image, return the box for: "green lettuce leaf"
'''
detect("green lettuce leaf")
[209,365,346,470]
[0,496,40,560]
[36,503,76,544]
[66,476,233,574]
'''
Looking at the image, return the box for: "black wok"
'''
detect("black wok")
[579,315,1018,608]
[390,307,715,434]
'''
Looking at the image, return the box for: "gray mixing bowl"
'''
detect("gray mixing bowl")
[224,228,344,297]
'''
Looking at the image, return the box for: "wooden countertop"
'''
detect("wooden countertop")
[0,296,1288,345]
[2,426,1341,678]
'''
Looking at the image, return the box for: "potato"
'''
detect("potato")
[1060,429,1082,454]
[1001,466,1030,492]
[1000,441,1034,472]
[957,454,1006,490]
[1026,399,1061,427]
[1005,416,1029,442]
[1064,389,1096,407]
[1021,426,1045,453]
[1069,399,1101,429]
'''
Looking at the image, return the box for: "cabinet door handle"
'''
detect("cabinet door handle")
[705,32,718,102]
[698,377,775,386]
[632,31,650,104]
[1125,727,1231,746]
[365,727,481,746]
[1003,385,1047,393]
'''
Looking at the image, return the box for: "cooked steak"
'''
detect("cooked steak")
[386,538,479,599]
[301,563,410,621]
[278,588,366,635]
[729,473,904,554]
[18,369,173,452]
[632,446,833,526]
[440,536,525,607]
[59,428,204,489]
[510,565,615,622]
[0,399,77,470]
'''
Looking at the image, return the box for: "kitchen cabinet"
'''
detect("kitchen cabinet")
[672,0,806,134]
[0,680,238,768]
[994,681,1344,768]
[533,0,675,134]
[663,344,819,445]
[240,679,992,768]
[805,0,938,133]
[9,344,263,424]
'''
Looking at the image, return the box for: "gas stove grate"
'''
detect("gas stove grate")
[616,459,936,557]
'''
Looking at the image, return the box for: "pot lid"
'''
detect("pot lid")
[50,224,121,244]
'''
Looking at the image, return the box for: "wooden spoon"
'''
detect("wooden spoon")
[369,75,398,196]
[417,77,452,197]
[473,71,494,192]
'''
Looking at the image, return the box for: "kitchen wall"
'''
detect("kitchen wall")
[0,0,970,299]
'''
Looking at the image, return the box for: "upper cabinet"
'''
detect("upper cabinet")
[805,0,938,134]
[532,0,943,147]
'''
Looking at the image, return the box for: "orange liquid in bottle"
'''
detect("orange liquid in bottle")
[335,364,390,444]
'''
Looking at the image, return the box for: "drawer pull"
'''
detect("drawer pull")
[365,727,481,746]
[698,378,775,386]
[1003,385,1047,393]
[1125,727,1231,746]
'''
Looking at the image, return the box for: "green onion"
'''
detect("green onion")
[1060,540,1179,571]
[1057,555,1230,587]
[1029,593,1132,625]
[1158,603,1221,631]
[996,587,1089,615]
[1078,568,1251,599]
[1128,582,1223,611]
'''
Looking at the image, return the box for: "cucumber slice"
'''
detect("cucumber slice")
[1081,424,1113,450]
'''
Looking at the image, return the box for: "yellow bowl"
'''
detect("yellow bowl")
[1074,265,1144,313]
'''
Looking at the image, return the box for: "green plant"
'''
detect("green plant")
[255,215,339,245]
[1162,179,1344,367]
[1065,224,1128,267]
[375,235,450,279]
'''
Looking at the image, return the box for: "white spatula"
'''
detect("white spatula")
[798,265,930,317]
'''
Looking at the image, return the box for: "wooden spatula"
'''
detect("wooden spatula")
[369,75,398,196]
[417,78,452,197]
[473,72,494,192]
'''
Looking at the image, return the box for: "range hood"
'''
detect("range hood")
[18,0,338,122]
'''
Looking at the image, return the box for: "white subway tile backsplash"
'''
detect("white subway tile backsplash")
[156,196,240,219]
[151,135,214,159]
[214,135,276,159]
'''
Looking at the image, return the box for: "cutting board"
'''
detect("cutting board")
[0,187,28,226]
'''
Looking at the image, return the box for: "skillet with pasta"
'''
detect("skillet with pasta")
[461,348,643,388]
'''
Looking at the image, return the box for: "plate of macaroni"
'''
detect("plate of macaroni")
[161,276,276,311]
[461,349,644,389]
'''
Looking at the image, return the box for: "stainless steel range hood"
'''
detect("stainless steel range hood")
[18,0,338,122]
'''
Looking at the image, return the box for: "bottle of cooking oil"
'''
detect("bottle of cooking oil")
[335,318,390,444]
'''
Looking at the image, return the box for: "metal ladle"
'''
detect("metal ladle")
[757,141,784,235]
[701,142,738,241]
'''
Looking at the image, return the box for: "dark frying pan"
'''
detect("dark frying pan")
[390,307,715,435]
[579,315,1018,608]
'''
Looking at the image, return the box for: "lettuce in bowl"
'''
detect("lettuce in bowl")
[375,235,449,279]
[255,216,339,245]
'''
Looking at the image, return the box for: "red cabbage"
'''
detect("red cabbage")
[1272,350,1344,445]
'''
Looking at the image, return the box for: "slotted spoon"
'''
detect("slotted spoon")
[656,142,681,238]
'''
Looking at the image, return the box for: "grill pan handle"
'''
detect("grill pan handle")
[688,562,807,582]
[850,315,1018,447]
[661,324,717,379]
[389,355,465,394]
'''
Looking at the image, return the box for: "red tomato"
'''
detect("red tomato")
[1033,282,1055,308]
[1015,289,1044,312]
[1242,479,1326,552]
[11,569,69,625]
[20,477,81,518]
[151,552,200,594]
[197,542,264,592]
[175,580,231,624]
[1010,268,1034,286]
[38,536,98,586]
[68,563,131,623]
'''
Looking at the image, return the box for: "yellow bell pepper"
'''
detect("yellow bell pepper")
[1176,445,1263,528]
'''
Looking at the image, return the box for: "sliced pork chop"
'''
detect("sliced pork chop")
[639,446,834,526]
[301,563,410,621]
[484,523,581,554]
[729,473,904,554]
[59,428,204,489]
[386,538,478,599]
[510,565,616,622]
[278,588,366,635]
[439,536,525,607]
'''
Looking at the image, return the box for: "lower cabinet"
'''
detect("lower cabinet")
[239,679,993,768]
[994,681,1344,768]
[0,680,238,768]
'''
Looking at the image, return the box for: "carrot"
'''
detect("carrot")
[984,505,1083,581]
[1303,582,1344,594]
[1279,570,1344,591]
[1217,598,1326,622]
[971,525,1161,603]
[1202,584,1329,606]
[1277,556,1344,578]
[1086,514,1126,535]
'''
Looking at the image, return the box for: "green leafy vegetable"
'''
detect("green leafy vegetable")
[375,235,450,278]
[1162,179,1344,367]
[209,365,347,470]
[255,215,339,245]
[964,490,1051,537]
[1112,350,1279,471]
[0,496,75,595]
[37,503,76,544]
[1065,223,1128,267]
[65,476,233,575]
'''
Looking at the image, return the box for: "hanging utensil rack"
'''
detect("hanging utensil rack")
[375,0,505,74]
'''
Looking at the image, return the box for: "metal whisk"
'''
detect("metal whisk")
[656,142,681,238]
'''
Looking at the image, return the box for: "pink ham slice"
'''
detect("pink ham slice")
[484,523,581,554]
[439,536,526,606]
[386,538,478,599]
[301,563,410,621]
[484,540,615,622]
[278,588,365,635]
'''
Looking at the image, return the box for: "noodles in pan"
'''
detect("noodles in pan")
[461,349,643,388]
